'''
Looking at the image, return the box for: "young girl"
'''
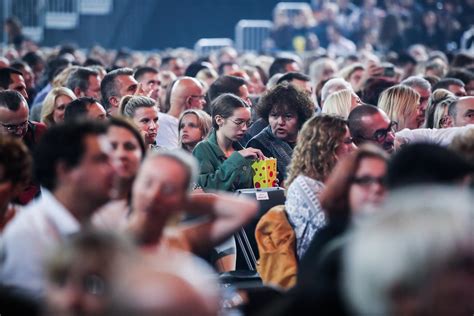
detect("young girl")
[178,109,212,153]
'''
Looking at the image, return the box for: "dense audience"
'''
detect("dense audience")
[0,1,473,315]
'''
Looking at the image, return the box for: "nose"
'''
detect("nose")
[277,116,285,125]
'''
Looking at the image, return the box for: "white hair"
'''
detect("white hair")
[321,78,353,104]
[343,186,474,315]
[401,76,431,91]
[321,89,353,119]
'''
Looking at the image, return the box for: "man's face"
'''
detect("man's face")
[132,156,188,220]
[9,74,28,100]
[169,59,185,77]
[0,101,29,138]
[412,86,430,121]
[84,75,101,100]
[138,72,160,101]
[238,84,252,106]
[448,84,467,97]
[68,134,114,212]
[453,97,474,127]
[116,75,138,99]
[285,62,300,73]
[87,102,107,121]
[291,79,313,95]
[185,83,207,110]
[358,111,395,153]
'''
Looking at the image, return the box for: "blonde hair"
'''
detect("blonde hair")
[322,89,353,119]
[425,88,456,128]
[178,109,212,150]
[286,115,347,186]
[40,87,77,126]
[378,85,420,130]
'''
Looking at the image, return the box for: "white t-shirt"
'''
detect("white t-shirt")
[155,112,179,149]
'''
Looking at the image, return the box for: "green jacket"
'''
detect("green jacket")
[193,130,254,192]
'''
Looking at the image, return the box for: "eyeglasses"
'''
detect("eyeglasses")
[352,176,385,187]
[229,118,251,128]
[0,120,28,134]
[362,121,398,143]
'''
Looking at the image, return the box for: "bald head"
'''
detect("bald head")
[169,77,206,116]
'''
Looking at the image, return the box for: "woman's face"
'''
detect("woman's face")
[350,92,362,111]
[349,157,387,213]
[132,107,159,146]
[404,101,423,129]
[336,126,357,159]
[268,108,299,143]
[216,107,251,142]
[179,113,203,152]
[108,126,143,180]
[53,95,73,123]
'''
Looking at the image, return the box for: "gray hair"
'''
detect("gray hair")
[101,68,134,109]
[66,66,99,93]
[120,95,156,118]
[146,149,199,192]
[401,76,431,91]
[343,186,474,315]
[321,78,353,104]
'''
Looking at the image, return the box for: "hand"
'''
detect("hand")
[238,147,266,160]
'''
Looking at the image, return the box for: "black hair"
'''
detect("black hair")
[186,62,210,77]
[134,66,158,81]
[0,67,23,89]
[269,57,297,78]
[432,78,465,91]
[207,75,246,102]
[210,93,248,129]
[0,90,27,111]
[64,97,98,121]
[386,143,473,189]
[33,120,107,190]
[276,72,310,85]
[256,83,314,128]
[348,104,381,144]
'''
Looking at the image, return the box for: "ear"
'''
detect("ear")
[109,96,119,108]
[214,115,224,127]
[73,87,83,97]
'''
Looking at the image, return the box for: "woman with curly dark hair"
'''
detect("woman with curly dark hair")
[285,115,356,259]
[247,83,315,184]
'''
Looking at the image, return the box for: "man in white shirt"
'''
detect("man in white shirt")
[156,77,206,149]
[0,120,115,297]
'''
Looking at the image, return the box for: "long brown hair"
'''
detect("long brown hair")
[285,115,347,187]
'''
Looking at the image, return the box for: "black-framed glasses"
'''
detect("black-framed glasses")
[362,121,398,143]
[0,120,28,133]
[228,118,251,128]
[352,176,385,187]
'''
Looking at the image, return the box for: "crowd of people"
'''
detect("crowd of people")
[0,1,473,314]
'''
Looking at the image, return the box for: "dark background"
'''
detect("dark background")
[5,0,309,50]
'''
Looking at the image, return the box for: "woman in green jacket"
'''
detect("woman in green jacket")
[193,93,265,192]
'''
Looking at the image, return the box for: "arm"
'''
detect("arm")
[179,193,258,256]
[193,142,253,191]
[395,125,474,148]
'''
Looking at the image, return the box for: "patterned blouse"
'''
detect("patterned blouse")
[285,175,326,260]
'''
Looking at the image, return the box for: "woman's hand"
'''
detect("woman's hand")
[238,147,266,160]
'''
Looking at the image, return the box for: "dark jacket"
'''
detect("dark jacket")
[246,126,294,184]
[193,129,254,192]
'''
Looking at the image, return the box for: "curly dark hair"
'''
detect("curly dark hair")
[256,82,314,129]
[0,135,32,187]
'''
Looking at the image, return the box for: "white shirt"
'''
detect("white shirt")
[395,125,474,147]
[0,190,80,297]
[155,112,179,149]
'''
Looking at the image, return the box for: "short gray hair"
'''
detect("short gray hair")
[321,78,352,104]
[146,149,199,192]
[343,186,473,315]
[401,76,431,91]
